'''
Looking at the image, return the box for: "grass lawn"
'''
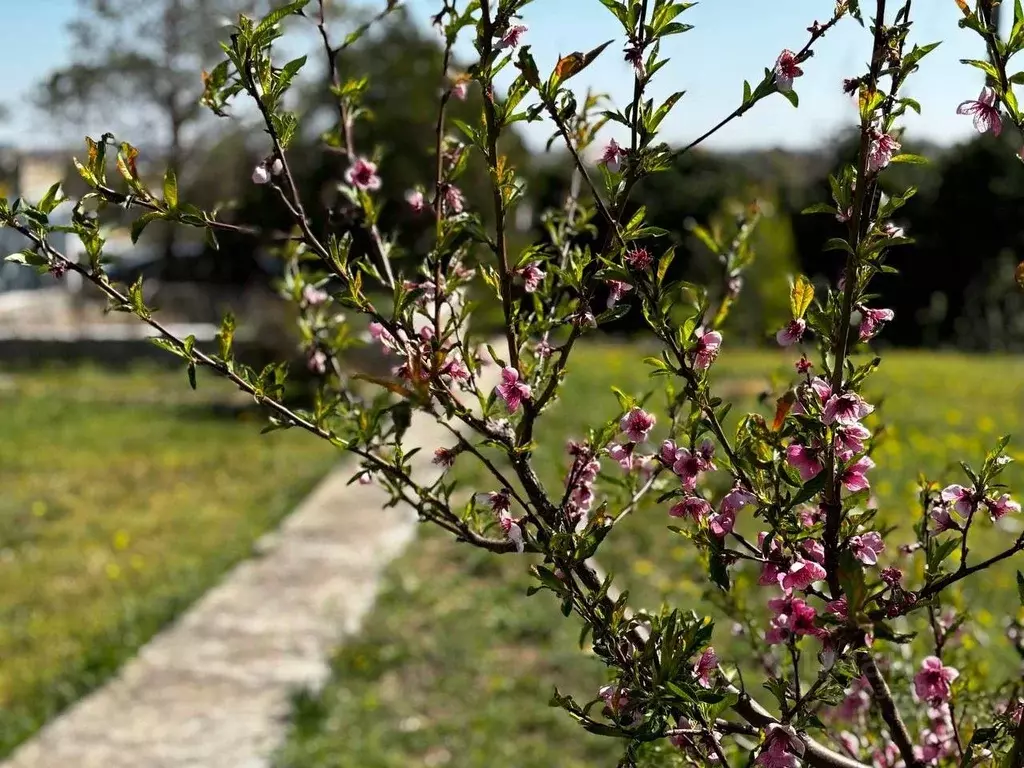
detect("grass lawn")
[0,363,338,756]
[275,344,1024,768]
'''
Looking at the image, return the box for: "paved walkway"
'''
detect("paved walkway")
[4,361,500,768]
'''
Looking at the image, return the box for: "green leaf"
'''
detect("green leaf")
[187,362,197,390]
[903,41,941,71]
[801,203,837,215]
[657,247,675,283]
[960,58,1000,81]
[6,249,46,267]
[256,0,310,33]
[610,386,634,412]
[790,274,815,319]
[838,551,867,615]
[149,337,186,359]
[127,276,148,316]
[823,238,854,255]
[780,89,799,108]
[889,153,929,165]
[218,311,237,361]
[131,212,164,244]
[789,472,827,508]
[37,182,66,214]
[689,223,718,254]
[163,168,178,209]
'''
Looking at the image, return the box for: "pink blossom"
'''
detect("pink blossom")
[621,407,656,443]
[302,284,329,306]
[440,355,470,382]
[755,739,799,768]
[914,656,959,704]
[369,322,397,353]
[672,448,702,490]
[570,484,595,514]
[607,442,635,471]
[810,377,832,403]
[766,596,820,643]
[598,684,629,714]
[796,355,813,374]
[697,439,716,470]
[779,557,827,592]
[793,376,831,416]
[721,486,756,515]
[625,247,652,270]
[605,279,633,308]
[498,510,524,552]
[497,23,527,50]
[670,495,712,520]
[432,447,457,469]
[759,562,785,586]
[881,221,905,239]
[858,306,894,342]
[835,676,871,720]
[940,484,975,517]
[450,79,469,100]
[405,188,426,213]
[496,367,531,412]
[802,539,825,564]
[600,138,627,172]
[873,744,902,768]
[774,49,804,93]
[252,163,272,185]
[867,128,901,173]
[826,596,848,619]
[571,310,596,328]
[834,422,871,460]
[837,732,859,758]
[756,725,805,768]
[840,456,875,492]
[623,44,644,77]
[659,439,679,465]
[692,328,723,370]
[484,489,511,514]
[849,531,884,565]
[987,493,1021,520]
[823,392,874,426]
[957,86,1002,136]
[518,262,545,293]
[442,183,465,214]
[535,339,552,358]
[799,504,825,527]
[881,566,903,586]
[633,454,657,481]
[786,443,823,481]
[345,157,382,191]
[930,505,957,533]
[776,318,806,347]
[708,509,736,538]
[693,647,718,688]
[307,349,327,374]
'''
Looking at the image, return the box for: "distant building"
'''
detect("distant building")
[0,149,77,294]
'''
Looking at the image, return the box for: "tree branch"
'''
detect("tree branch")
[856,651,922,768]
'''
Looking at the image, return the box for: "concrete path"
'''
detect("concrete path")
[4,361,500,768]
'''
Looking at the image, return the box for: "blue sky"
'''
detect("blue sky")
[1,0,1000,152]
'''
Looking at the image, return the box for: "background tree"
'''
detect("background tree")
[36,0,260,272]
